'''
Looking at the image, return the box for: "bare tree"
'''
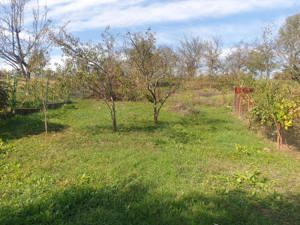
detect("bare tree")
[258,27,277,79]
[178,36,203,77]
[224,42,249,76]
[0,0,50,80]
[127,31,179,124]
[203,37,222,77]
[51,28,123,132]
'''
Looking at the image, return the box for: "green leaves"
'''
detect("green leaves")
[251,80,299,132]
[274,99,298,130]
[0,80,9,111]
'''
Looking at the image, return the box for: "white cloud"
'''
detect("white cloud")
[0,61,12,71]
[2,0,299,67]
[46,54,66,70]
[44,0,297,31]
[156,20,269,46]
[1,54,65,71]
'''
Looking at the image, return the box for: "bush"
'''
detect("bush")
[250,80,300,148]
[0,80,9,111]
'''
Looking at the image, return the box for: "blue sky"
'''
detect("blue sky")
[46,0,300,43]
[44,0,300,66]
[1,0,300,68]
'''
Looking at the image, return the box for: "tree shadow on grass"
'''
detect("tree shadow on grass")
[85,121,171,135]
[0,181,299,225]
[0,115,67,141]
[285,126,300,151]
[84,110,230,136]
[258,125,300,152]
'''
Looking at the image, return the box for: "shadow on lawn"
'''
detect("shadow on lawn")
[260,124,300,152]
[0,115,67,140]
[0,180,299,225]
[85,121,171,134]
[85,111,230,135]
[285,126,300,151]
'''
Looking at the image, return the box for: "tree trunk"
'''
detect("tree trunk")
[222,92,225,106]
[153,102,159,124]
[43,101,48,134]
[43,78,49,134]
[111,98,117,132]
[23,69,30,81]
[11,76,17,114]
[276,123,283,149]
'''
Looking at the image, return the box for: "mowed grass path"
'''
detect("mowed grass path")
[0,93,300,225]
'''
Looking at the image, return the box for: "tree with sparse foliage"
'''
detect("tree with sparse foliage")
[203,37,222,77]
[127,31,179,124]
[28,49,49,77]
[27,33,50,133]
[0,0,51,80]
[277,13,300,82]
[178,36,203,77]
[224,42,249,77]
[51,28,123,132]
[246,28,276,79]
[28,77,50,133]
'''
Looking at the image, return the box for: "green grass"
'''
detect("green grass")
[0,92,299,225]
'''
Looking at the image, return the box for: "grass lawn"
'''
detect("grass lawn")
[0,92,299,225]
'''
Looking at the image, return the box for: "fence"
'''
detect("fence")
[233,87,254,117]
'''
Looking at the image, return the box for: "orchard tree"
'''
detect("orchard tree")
[257,27,277,79]
[51,28,123,132]
[54,58,89,99]
[54,75,73,103]
[224,42,249,77]
[27,77,50,133]
[277,13,300,82]
[251,81,299,148]
[246,27,276,79]
[127,30,179,124]
[0,0,51,80]
[26,33,50,133]
[27,49,49,77]
[203,37,222,77]
[245,48,266,78]
[178,36,203,77]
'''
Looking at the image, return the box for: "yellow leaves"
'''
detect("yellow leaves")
[284,120,292,130]
[274,99,299,130]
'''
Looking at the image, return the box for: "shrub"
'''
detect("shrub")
[251,80,300,148]
[0,80,9,112]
